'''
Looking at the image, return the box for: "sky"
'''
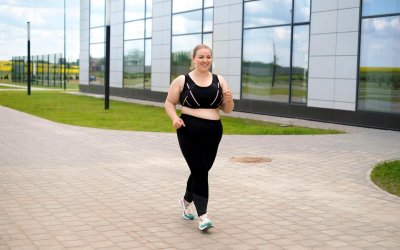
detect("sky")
[0,0,80,62]
[361,16,400,67]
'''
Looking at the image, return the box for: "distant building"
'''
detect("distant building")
[79,0,400,130]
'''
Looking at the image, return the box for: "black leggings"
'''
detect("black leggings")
[177,114,223,216]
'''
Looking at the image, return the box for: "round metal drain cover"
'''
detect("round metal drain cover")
[230,156,272,163]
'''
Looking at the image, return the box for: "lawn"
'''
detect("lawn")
[0,90,342,135]
[0,85,17,89]
[371,159,400,197]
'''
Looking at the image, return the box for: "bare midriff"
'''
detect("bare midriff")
[181,106,220,120]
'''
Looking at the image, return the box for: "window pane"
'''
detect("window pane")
[89,43,105,85]
[125,20,145,40]
[146,0,153,17]
[124,40,145,89]
[146,19,152,38]
[291,25,309,103]
[171,34,202,79]
[90,27,105,43]
[125,0,145,21]
[203,33,213,49]
[173,0,202,13]
[294,0,310,23]
[203,8,213,32]
[362,0,400,16]
[358,16,400,113]
[172,10,202,35]
[145,39,152,89]
[242,27,291,102]
[203,33,213,72]
[204,0,213,8]
[244,0,292,28]
[90,0,105,27]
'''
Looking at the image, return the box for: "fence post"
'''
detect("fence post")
[104,0,111,110]
[27,22,31,95]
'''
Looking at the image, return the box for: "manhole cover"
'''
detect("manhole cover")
[230,156,272,163]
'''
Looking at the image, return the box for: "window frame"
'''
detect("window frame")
[241,0,311,104]
[170,0,214,81]
[89,0,106,85]
[123,0,152,90]
[357,0,400,113]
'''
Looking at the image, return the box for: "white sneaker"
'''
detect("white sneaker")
[198,214,213,231]
[178,198,194,220]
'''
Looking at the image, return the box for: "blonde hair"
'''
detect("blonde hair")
[189,44,212,70]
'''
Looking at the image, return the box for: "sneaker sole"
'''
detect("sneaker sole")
[182,214,194,220]
[199,222,213,231]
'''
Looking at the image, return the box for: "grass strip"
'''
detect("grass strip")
[0,90,342,135]
[371,159,400,197]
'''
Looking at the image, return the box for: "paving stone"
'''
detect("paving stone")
[1,106,400,249]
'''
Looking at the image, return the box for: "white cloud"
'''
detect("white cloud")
[274,27,290,41]
[172,0,202,13]
[372,18,389,31]
[300,7,310,19]
[0,0,79,61]
[390,17,400,31]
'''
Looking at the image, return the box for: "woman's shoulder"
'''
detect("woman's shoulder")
[213,73,225,79]
[171,74,186,85]
[213,74,230,92]
[169,75,186,93]
[213,74,227,84]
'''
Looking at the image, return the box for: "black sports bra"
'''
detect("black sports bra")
[179,74,223,109]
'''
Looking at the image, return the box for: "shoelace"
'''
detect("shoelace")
[199,214,210,222]
[183,200,192,214]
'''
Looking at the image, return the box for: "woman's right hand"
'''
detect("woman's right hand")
[173,117,185,129]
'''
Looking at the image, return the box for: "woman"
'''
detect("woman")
[165,44,234,231]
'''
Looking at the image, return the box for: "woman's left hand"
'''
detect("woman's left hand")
[223,90,233,103]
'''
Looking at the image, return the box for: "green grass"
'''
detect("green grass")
[371,159,400,197]
[0,90,342,135]
[221,117,338,135]
[1,81,80,90]
[0,85,17,89]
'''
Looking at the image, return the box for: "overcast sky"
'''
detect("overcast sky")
[0,0,80,61]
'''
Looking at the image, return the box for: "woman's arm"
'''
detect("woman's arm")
[165,75,186,129]
[218,75,234,114]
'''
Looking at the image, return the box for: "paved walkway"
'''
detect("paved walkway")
[0,105,400,250]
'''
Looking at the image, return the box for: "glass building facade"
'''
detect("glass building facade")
[242,0,310,104]
[358,0,400,113]
[171,0,213,80]
[123,0,152,89]
[79,0,400,130]
[89,0,105,85]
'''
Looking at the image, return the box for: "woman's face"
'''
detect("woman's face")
[193,48,212,72]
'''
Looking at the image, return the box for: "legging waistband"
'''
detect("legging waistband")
[180,114,221,126]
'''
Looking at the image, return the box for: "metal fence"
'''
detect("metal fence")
[11,54,75,87]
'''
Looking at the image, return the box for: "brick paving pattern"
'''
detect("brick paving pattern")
[0,105,399,249]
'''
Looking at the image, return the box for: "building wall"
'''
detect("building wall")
[308,0,360,111]
[151,0,172,93]
[213,0,243,100]
[79,0,400,130]
[110,0,124,88]
[80,0,244,95]
[79,0,89,86]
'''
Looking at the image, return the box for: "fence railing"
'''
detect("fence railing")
[11,54,79,87]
